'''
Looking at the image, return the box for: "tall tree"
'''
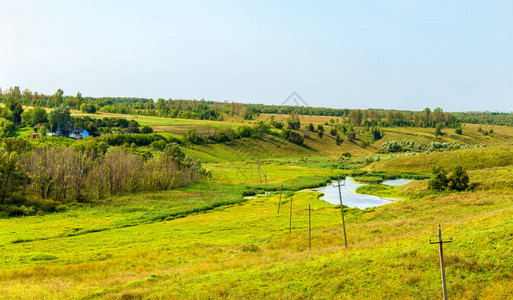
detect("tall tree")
[49,106,71,135]
[7,100,23,124]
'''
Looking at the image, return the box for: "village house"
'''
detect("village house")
[69,127,90,139]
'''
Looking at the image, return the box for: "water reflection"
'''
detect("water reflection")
[316,177,412,209]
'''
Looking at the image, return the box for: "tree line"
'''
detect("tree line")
[0,137,209,216]
[3,86,513,126]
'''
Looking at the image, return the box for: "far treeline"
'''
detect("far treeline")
[1,86,513,126]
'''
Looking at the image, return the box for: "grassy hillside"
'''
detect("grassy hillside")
[4,109,513,298]
[1,162,513,298]
[367,145,513,173]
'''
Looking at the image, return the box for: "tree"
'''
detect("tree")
[0,108,14,122]
[448,166,469,191]
[0,118,15,138]
[423,108,431,126]
[75,92,84,108]
[80,103,97,113]
[7,100,23,125]
[184,129,199,144]
[317,130,323,138]
[141,126,153,134]
[0,150,24,204]
[349,109,363,126]
[435,123,443,138]
[282,129,304,145]
[371,126,382,140]
[39,125,48,137]
[336,134,343,145]
[86,122,99,136]
[49,106,71,135]
[428,166,448,191]
[52,89,64,106]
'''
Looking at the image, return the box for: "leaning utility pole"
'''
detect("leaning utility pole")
[277,184,283,214]
[333,178,348,248]
[430,225,452,300]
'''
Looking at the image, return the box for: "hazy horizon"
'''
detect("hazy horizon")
[1,1,512,112]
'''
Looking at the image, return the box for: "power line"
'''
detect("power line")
[374,216,430,239]
[442,204,513,226]
[379,203,513,228]
[448,218,513,238]
[380,210,438,225]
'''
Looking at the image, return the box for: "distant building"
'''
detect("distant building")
[69,127,89,139]
[29,133,39,138]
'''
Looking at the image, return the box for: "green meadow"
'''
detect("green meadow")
[2,111,513,299]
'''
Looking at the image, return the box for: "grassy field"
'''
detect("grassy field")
[70,112,248,136]
[367,145,513,173]
[1,161,513,298]
[4,109,513,298]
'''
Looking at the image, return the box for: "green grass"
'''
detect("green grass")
[3,121,513,298]
[2,163,513,298]
[367,145,513,173]
[14,126,36,139]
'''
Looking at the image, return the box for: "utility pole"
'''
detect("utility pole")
[289,197,293,234]
[256,159,262,184]
[277,184,283,214]
[264,174,268,196]
[430,225,452,300]
[333,178,348,248]
[308,204,311,250]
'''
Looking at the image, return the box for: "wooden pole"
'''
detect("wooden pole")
[257,159,262,184]
[264,174,268,196]
[308,204,311,250]
[334,178,348,248]
[289,197,293,234]
[430,225,452,300]
[277,184,283,214]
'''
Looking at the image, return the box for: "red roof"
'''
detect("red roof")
[29,133,39,138]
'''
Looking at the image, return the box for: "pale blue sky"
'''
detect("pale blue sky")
[0,0,512,111]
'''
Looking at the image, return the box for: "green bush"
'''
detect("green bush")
[448,166,469,191]
[428,166,449,191]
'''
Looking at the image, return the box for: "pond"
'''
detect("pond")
[315,177,412,209]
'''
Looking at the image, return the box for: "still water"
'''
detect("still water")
[316,177,412,209]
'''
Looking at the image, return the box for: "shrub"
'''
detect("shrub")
[428,166,449,191]
[455,128,462,135]
[354,176,383,183]
[336,135,343,145]
[282,130,304,145]
[141,126,153,134]
[381,141,402,153]
[448,166,469,191]
[241,244,261,252]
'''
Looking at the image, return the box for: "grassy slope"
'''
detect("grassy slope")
[1,164,513,298]
[367,145,513,173]
[4,111,513,298]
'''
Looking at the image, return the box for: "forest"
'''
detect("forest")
[2,86,513,126]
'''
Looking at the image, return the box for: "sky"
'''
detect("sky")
[0,0,512,112]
